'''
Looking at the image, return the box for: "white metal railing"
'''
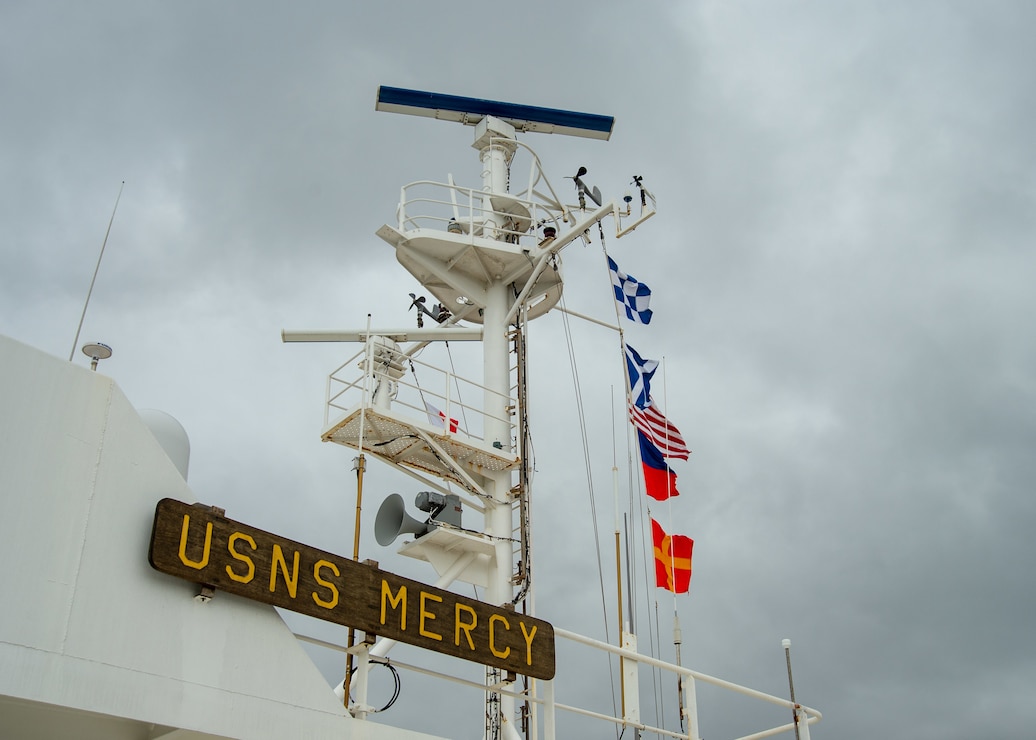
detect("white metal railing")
[395,179,563,247]
[295,626,822,740]
[325,338,517,446]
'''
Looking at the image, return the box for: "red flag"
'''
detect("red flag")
[629,399,690,460]
[638,431,680,500]
[651,518,693,593]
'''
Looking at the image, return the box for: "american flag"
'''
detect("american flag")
[629,399,690,460]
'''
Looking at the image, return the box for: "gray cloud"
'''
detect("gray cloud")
[3,0,1035,737]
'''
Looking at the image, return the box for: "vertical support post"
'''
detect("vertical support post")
[527,678,539,740]
[681,672,700,740]
[342,455,367,709]
[352,640,371,721]
[474,116,520,739]
[800,710,812,740]
[482,280,515,737]
[543,679,556,740]
[621,631,640,725]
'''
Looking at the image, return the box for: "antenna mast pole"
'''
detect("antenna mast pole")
[70,181,124,361]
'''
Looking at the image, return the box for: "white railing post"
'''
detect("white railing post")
[798,708,811,740]
[351,641,371,721]
[683,673,701,740]
[528,678,539,740]
[621,631,640,725]
[543,679,556,740]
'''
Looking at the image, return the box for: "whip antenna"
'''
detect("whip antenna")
[69,181,124,362]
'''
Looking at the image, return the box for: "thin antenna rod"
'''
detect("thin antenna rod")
[69,181,125,361]
[783,638,802,740]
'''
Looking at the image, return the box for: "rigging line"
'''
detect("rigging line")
[557,289,620,734]
[511,306,534,606]
[443,341,472,433]
[653,598,667,725]
[630,403,665,727]
[599,221,667,728]
[658,355,688,730]
[405,356,434,416]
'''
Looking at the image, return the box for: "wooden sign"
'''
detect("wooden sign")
[148,498,555,680]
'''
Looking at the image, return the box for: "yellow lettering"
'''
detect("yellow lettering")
[489,614,511,659]
[225,532,256,583]
[419,592,443,641]
[519,621,538,666]
[455,604,477,650]
[177,514,212,570]
[269,544,300,598]
[380,580,407,630]
[312,559,340,610]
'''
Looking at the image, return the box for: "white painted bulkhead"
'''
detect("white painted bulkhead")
[0,334,443,740]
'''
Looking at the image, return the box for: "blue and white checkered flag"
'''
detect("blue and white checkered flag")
[608,256,653,324]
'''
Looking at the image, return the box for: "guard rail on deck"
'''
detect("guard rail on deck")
[296,626,821,740]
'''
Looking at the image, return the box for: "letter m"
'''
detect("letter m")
[380,580,407,631]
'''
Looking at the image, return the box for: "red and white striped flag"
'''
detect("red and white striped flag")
[628,399,690,460]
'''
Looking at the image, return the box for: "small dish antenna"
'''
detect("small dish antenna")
[81,342,112,371]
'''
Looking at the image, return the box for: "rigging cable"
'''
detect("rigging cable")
[346,660,401,713]
[598,221,667,729]
[557,285,620,736]
[443,341,473,433]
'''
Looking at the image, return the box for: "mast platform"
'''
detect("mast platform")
[322,404,519,489]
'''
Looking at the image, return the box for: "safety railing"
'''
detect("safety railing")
[295,625,822,740]
[325,337,516,446]
[394,179,563,246]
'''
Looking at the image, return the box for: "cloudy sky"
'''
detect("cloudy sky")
[3,1,1035,738]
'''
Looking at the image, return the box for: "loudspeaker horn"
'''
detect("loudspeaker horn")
[375,493,431,546]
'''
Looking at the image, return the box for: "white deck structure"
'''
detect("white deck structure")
[0,334,442,740]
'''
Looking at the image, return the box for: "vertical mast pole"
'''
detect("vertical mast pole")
[478,122,518,738]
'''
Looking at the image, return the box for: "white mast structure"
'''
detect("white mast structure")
[285,86,656,738]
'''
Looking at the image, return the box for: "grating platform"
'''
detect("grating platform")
[321,405,520,488]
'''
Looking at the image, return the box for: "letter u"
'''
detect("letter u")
[178,514,212,570]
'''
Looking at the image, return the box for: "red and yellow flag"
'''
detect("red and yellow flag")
[651,518,693,593]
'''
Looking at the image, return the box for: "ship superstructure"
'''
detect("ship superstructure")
[0,86,820,740]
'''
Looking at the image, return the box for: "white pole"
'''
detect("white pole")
[477,121,518,738]
[353,642,371,720]
[482,279,515,736]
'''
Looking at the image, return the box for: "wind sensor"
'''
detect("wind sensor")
[375,86,614,140]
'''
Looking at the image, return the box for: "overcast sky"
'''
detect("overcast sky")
[3,1,1036,738]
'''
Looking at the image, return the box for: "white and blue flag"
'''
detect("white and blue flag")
[625,343,658,409]
[608,256,653,324]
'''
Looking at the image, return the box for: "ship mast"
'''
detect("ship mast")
[286,87,640,738]
[375,88,617,739]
